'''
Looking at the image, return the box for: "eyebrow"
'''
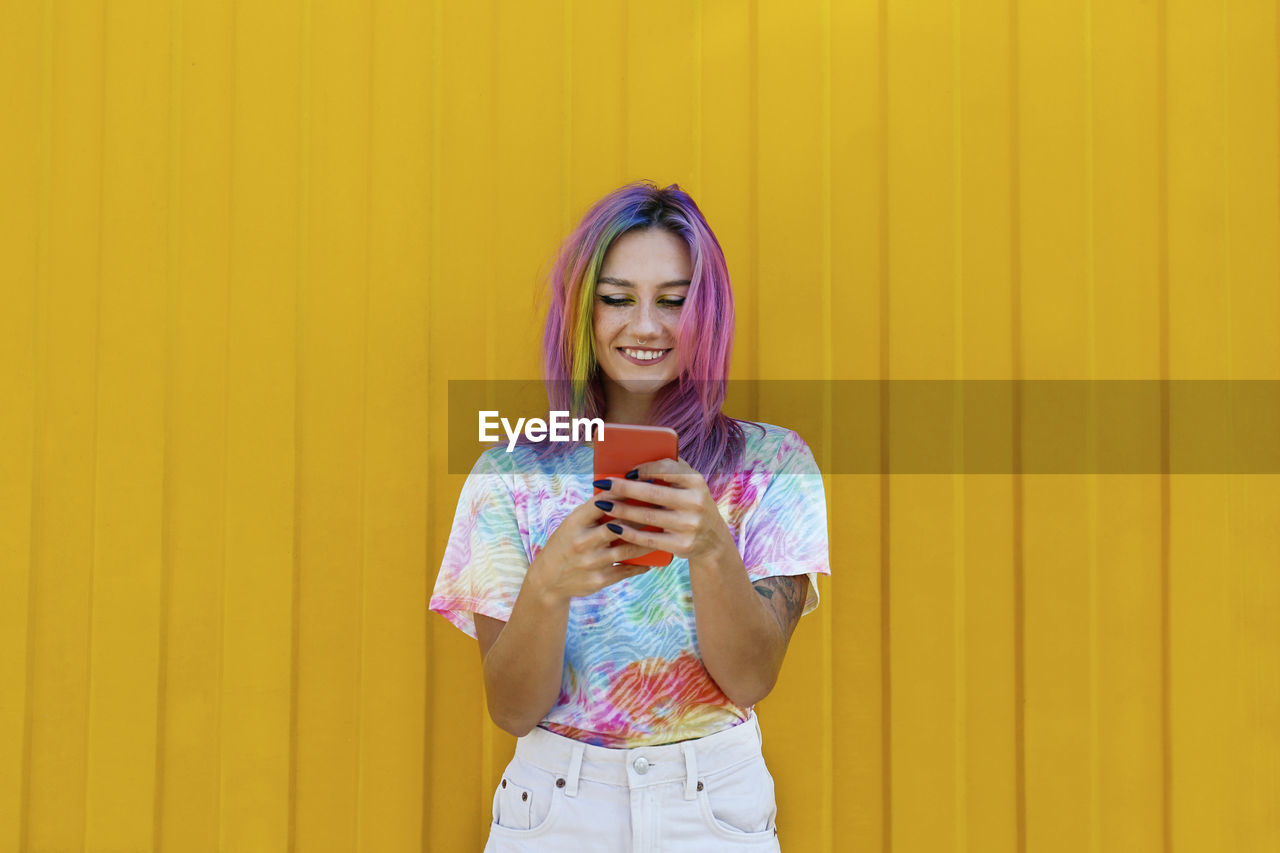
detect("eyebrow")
[596,276,691,288]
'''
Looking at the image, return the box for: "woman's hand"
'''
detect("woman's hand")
[526,496,659,604]
[593,458,735,562]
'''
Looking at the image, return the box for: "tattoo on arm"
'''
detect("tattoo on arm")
[752,575,808,644]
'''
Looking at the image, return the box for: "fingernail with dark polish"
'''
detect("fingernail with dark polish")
[595,500,613,512]
[625,469,640,480]
[593,479,612,490]
[606,523,624,534]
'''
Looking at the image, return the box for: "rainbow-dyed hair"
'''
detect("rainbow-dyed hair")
[538,179,761,488]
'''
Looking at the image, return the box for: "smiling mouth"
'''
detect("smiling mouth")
[617,347,672,365]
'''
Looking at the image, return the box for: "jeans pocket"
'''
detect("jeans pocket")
[490,757,565,837]
[696,756,779,841]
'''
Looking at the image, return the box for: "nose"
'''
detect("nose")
[630,299,664,341]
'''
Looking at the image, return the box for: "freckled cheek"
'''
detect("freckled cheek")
[592,311,615,352]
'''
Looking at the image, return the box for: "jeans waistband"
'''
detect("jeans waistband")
[511,711,764,801]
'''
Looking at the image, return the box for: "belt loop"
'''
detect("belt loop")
[564,742,586,797]
[682,742,699,801]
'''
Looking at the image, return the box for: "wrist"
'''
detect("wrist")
[525,560,571,609]
[689,529,740,572]
[536,584,571,610]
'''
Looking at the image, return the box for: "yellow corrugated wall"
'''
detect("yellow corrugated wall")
[1,0,1276,851]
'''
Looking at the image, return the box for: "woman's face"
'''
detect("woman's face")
[592,227,691,396]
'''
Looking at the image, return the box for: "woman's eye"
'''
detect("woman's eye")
[596,295,684,308]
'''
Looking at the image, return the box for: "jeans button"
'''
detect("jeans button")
[633,756,650,774]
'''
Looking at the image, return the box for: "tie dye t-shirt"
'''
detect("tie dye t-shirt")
[429,421,830,748]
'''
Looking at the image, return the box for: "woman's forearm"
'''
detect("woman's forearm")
[481,571,570,737]
[688,539,785,707]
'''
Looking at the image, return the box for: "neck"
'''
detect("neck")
[601,376,662,424]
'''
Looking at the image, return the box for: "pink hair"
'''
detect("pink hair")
[534,179,761,490]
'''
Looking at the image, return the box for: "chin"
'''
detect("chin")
[622,377,675,392]
[607,374,676,396]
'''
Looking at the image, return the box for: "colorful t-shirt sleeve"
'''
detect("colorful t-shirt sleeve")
[428,450,530,640]
[739,430,830,618]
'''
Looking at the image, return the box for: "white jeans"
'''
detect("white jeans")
[484,709,783,852]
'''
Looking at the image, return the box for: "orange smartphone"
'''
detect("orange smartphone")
[593,423,678,567]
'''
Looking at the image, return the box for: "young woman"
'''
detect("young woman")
[429,180,830,851]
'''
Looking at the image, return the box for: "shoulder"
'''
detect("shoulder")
[456,447,527,503]
[734,420,815,469]
[470,442,586,475]
[463,442,591,507]
[461,445,519,484]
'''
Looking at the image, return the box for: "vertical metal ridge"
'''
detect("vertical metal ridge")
[1216,17,1237,845]
[561,0,572,233]
[288,0,313,848]
[877,0,892,847]
[1155,0,1173,848]
[820,0,832,382]
[692,0,702,192]
[950,0,968,847]
[818,0,834,848]
[1083,1,1101,850]
[81,0,109,842]
[747,0,758,402]
[951,0,965,387]
[421,1,441,846]
[479,0,497,829]
[216,0,238,844]
[354,2,377,848]
[1008,0,1025,850]
[19,1,56,848]
[620,5,629,180]
[485,0,496,380]
[1220,0,1232,381]
[1218,0,1233,491]
[151,0,184,846]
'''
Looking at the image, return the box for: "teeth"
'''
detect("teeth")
[623,348,665,361]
